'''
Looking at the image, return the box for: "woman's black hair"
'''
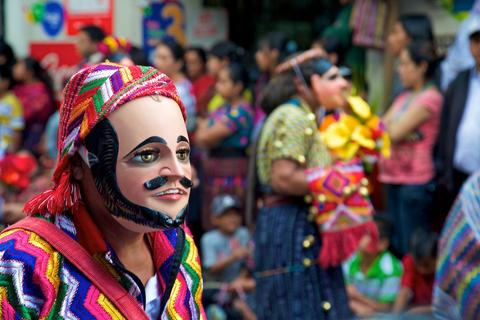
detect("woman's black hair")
[405,40,438,80]
[260,72,296,115]
[322,34,347,66]
[399,14,434,43]
[158,38,185,62]
[79,25,106,43]
[258,31,292,62]
[23,57,55,102]
[129,46,149,66]
[410,228,438,261]
[209,41,244,63]
[260,56,332,115]
[0,64,14,89]
[185,46,207,65]
[0,40,16,68]
[225,62,250,89]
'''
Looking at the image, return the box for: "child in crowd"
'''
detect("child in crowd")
[0,65,23,158]
[393,229,437,315]
[196,63,254,231]
[201,194,255,320]
[206,41,251,114]
[343,215,403,318]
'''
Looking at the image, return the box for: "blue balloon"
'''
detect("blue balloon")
[41,2,64,37]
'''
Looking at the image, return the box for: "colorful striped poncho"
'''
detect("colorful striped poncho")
[433,171,480,320]
[0,207,206,319]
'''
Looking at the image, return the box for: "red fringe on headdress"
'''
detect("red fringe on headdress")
[23,160,80,215]
[318,220,378,268]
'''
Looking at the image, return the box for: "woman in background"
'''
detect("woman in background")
[254,31,293,131]
[196,62,254,231]
[154,38,196,133]
[185,47,216,118]
[12,57,55,154]
[387,14,435,100]
[206,41,250,114]
[254,52,351,320]
[380,41,442,255]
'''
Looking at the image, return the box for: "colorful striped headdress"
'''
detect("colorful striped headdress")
[24,62,186,215]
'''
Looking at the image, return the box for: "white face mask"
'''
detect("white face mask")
[84,95,192,231]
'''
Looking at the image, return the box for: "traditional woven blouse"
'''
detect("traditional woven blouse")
[256,98,331,187]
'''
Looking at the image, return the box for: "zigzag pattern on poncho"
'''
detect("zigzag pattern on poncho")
[0,213,205,319]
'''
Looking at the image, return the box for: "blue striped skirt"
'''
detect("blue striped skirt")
[254,203,352,320]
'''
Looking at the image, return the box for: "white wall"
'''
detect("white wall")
[5,0,226,57]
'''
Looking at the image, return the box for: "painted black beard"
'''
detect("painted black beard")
[84,119,187,229]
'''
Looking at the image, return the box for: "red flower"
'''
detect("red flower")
[0,154,38,191]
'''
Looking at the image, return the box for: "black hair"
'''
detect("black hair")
[322,34,347,65]
[410,228,438,261]
[399,14,434,43]
[258,31,291,63]
[129,46,149,66]
[260,56,331,115]
[23,57,55,102]
[224,62,249,89]
[405,40,438,80]
[79,25,106,43]
[0,64,13,89]
[209,41,244,64]
[185,46,207,65]
[158,38,185,62]
[0,40,16,68]
[260,72,296,115]
[373,215,393,240]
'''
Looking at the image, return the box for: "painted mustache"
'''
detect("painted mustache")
[143,176,193,190]
[180,177,193,188]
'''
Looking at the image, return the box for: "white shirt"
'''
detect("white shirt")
[145,274,161,320]
[454,69,480,174]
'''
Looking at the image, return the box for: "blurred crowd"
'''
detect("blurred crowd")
[1,1,480,319]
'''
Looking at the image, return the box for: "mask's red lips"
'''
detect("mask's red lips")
[153,187,187,200]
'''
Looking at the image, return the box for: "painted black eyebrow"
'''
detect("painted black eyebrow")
[177,135,189,143]
[124,136,167,158]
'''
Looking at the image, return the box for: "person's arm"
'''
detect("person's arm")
[382,102,398,127]
[229,269,256,293]
[347,285,392,313]
[393,287,412,313]
[232,298,257,320]
[195,117,232,149]
[393,254,415,313]
[349,299,377,318]
[270,159,309,196]
[384,104,432,144]
[207,246,250,274]
[406,305,432,314]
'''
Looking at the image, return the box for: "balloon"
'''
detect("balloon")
[25,10,35,24]
[31,2,44,23]
[41,2,64,37]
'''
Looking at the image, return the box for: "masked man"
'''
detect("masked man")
[0,62,206,319]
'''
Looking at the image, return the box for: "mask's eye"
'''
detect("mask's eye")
[132,149,160,164]
[176,148,190,162]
